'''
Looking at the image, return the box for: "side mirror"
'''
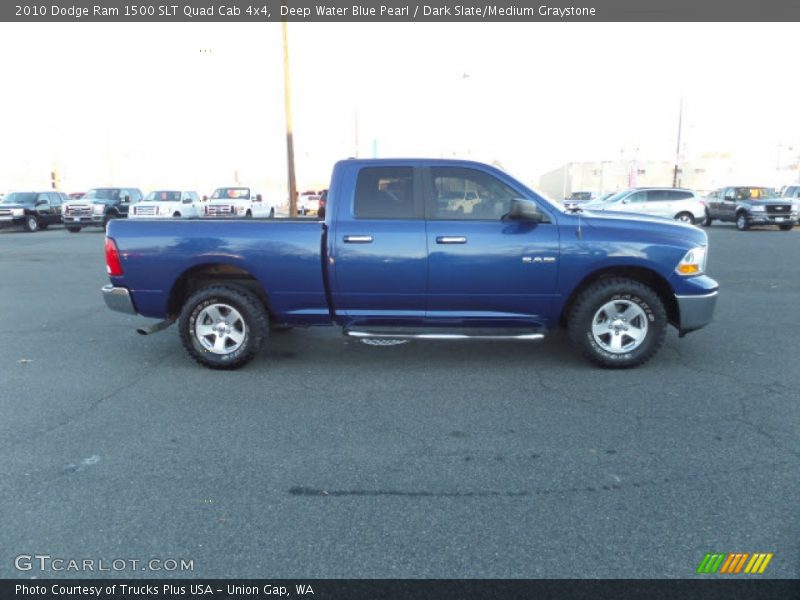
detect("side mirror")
[36,199,48,206]
[508,198,544,222]
[122,195,130,203]
[256,194,262,202]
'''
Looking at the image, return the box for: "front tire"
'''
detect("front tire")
[701,212,713,227]
[736,212,750,231]
[779,223,794,231]
[66,226,81,233]
[23,215,40,232]
[567,278,667,369]
[103,213,118,231]
[269,207,275,219]
[179,285,268,370]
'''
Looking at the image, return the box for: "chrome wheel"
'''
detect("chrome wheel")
[26,216,39,231]
[676,212,693,223]
[194,303,247,355]
[591,299,648,354]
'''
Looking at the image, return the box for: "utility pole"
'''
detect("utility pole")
[282,20,298,217]
[672,98,683,188]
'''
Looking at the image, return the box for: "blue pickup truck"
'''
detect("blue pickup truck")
[102,159,718,369]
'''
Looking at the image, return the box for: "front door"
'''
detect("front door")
[423,166,560,326]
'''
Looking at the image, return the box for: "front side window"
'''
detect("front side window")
[429,167,521,220]
[36,193,50,205]
[354,167,415,219]
[626,191,647,203]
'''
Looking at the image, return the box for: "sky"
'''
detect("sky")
[1,22,799,196]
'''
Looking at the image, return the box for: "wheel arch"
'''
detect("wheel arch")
[560,266,679,328]
[166,263,274,319]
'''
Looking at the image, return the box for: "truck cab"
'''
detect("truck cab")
[202,187,274,219]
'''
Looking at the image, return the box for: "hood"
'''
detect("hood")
[580,209,708,246]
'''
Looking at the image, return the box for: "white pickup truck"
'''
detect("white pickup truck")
[202,187,275,219]
[130,190,202,219]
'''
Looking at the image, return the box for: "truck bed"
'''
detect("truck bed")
[107,218,329,322]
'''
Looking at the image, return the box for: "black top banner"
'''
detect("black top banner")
[3,0,800,22]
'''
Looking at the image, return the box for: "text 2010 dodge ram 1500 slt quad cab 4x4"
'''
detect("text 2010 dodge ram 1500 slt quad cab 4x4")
[102,159,718,369]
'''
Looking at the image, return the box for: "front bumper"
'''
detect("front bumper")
[0,216,26,227]
[102,284,137,315]
[676,291,718,336]
[747,213,797,225]
[64,215,104,226]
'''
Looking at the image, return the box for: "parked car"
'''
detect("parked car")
[202,187,275,219]
[130,190,202,219]
[0,191,67,232]
[68,192,85,200]
[63,187,143,232]
[102,158,718,370]
[298,192,321,215]
[318,189,328,219]
[702,186,797,231]
[584,188,705,224]
[781,184,800,205]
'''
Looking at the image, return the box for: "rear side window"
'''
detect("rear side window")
[354,167,415,219]
[665,190,693,200]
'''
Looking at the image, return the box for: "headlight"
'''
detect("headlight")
[11,208,24,216]
[751,205,765,212]
[675,246,707,276]
[93,204,105,215]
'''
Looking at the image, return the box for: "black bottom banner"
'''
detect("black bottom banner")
[3,579,799,600]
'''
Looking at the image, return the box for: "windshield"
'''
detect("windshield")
[145,191,181,202]
[1,192,37,204]
[84,188,120,201]
[211,187,250,200]
[598,190,629,204]
[734,187,778,200]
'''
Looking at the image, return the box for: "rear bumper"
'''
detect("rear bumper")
[676,291,718,336]
[102,284,137,315]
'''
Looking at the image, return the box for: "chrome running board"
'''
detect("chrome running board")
[345,329,545,341]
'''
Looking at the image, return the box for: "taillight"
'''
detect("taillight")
[105,237,124,276]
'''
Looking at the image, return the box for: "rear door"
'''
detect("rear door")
[424,166,560,325]
[330,165,428,324]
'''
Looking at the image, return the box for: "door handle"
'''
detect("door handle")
[343,235,373,243]
[436,236,467,244]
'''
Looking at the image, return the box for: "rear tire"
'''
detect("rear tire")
[173,212,181,218]
[675,211,694,224]
[179,285,268,370]
[269,207,275,219]
[567,278,667,369]
[23,215,40,232]
[701,212,713,227]
[66,226,81,233]
[736,212,750,231]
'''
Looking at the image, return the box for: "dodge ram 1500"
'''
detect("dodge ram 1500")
[102,159,718,369]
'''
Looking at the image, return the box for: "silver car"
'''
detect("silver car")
[584,188,705,224]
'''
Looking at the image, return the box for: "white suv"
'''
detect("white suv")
[202,187,275,219]
[585,188,705,224]
[130,190,201,219]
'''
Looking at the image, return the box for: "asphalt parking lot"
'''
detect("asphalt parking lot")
[0,223,798,579]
